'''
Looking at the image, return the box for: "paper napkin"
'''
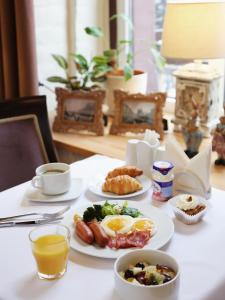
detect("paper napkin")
[163,138,211,199]
[125,130,160,177]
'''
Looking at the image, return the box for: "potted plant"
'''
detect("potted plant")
[84,21,148,115]
[47,53,109,136]
[47,52,111,91]
[47,16,165,116]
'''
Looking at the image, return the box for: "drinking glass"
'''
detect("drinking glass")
[29,224,70,280]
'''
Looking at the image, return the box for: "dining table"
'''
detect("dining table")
[0,154,225,300]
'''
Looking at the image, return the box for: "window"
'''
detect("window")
[34,0,109,114]
[154,0,177,100]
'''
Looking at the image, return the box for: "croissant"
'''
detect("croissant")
[106,166,143,180]
[102,175,143,195]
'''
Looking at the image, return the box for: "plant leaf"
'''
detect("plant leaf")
[110,13,133,30]
[92,64,112,78]
[103,49,117,58]
[71,54,89,73]
[90,84,101,89]
[123,64,133,81]
[150,44,166,72]
[84,26,104,37]
[52,54,68,70]
[91,75,107,83]
[92,56,108,65]
[119,39,132,45]
[70,80,81,90]
[126,53,133,64]
[47,76,69,84]
[68,76,78,80]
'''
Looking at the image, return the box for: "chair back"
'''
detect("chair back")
[0,95,58,191]
[0,95,58,162]
[0,115,49,191]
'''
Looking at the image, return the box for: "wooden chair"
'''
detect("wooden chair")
[0,96,58,191]
[0,95,58,162]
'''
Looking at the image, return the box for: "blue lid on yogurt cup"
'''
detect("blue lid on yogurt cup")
[153,161,174,175]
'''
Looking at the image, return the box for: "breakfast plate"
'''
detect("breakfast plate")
[88,175,151,199]
[25,178,83,202]
[62,200,174,259]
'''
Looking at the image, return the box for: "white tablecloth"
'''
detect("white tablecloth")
[0,155,225,300]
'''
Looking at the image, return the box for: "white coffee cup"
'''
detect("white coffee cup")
[32,163,71,195]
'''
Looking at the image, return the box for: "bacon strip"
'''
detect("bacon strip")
[108,230,151,249]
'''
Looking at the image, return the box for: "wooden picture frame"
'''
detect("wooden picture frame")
[110,90,166,139]
[53,88,105,136]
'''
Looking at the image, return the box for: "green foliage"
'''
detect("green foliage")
[119,40,132,45]
[126,53,133,65]
[47,76,69,84]
[124,64,133,81]
[52,54,68,70]
[150,44,166,72]
[47,50,111,90]
[83,14,135,81]
[103,49,116,58]
[48,15,166,87]
[92,56,109,65]
[71,54,89,74]
[110,13,133,30]
[84,26,104,37]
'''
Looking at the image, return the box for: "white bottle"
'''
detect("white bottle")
[152,161,174,201]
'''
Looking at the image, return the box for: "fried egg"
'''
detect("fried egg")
[132,218,156,236]
[100,215,134,237]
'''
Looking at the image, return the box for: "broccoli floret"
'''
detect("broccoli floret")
[83,207,96,222]
[93,204,103,221]
[82,201,142,222]
[120,207,142,218]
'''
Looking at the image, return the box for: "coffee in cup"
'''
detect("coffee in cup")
[32,163,71,195]
[41,169,66,175]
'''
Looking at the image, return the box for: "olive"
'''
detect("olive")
[135,271,146,284]
[124,269,134,279]
[151,280,158,285]
[163,274,172,283]
[135,262,145,269]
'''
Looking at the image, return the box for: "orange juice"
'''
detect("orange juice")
[32,234,69,276]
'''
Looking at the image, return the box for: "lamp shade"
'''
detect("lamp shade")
[161,1,225,59]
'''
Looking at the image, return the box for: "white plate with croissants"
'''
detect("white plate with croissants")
[89,166,151,199]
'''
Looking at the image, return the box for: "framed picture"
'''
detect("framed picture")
[53,88,105,136]
[110,90,166,139]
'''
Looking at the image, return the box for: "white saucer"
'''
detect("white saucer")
[25,178,83,202]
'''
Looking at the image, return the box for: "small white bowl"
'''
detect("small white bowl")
[169,194,208,225]
[114,249,180,300]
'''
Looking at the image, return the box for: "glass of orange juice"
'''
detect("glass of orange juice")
[29,224,70,280]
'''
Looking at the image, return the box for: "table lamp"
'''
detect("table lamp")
[161,0,225,137]
[161,0,225,133]
[161,0,225,60]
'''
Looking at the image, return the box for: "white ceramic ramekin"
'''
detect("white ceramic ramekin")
[114,249,180,300]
